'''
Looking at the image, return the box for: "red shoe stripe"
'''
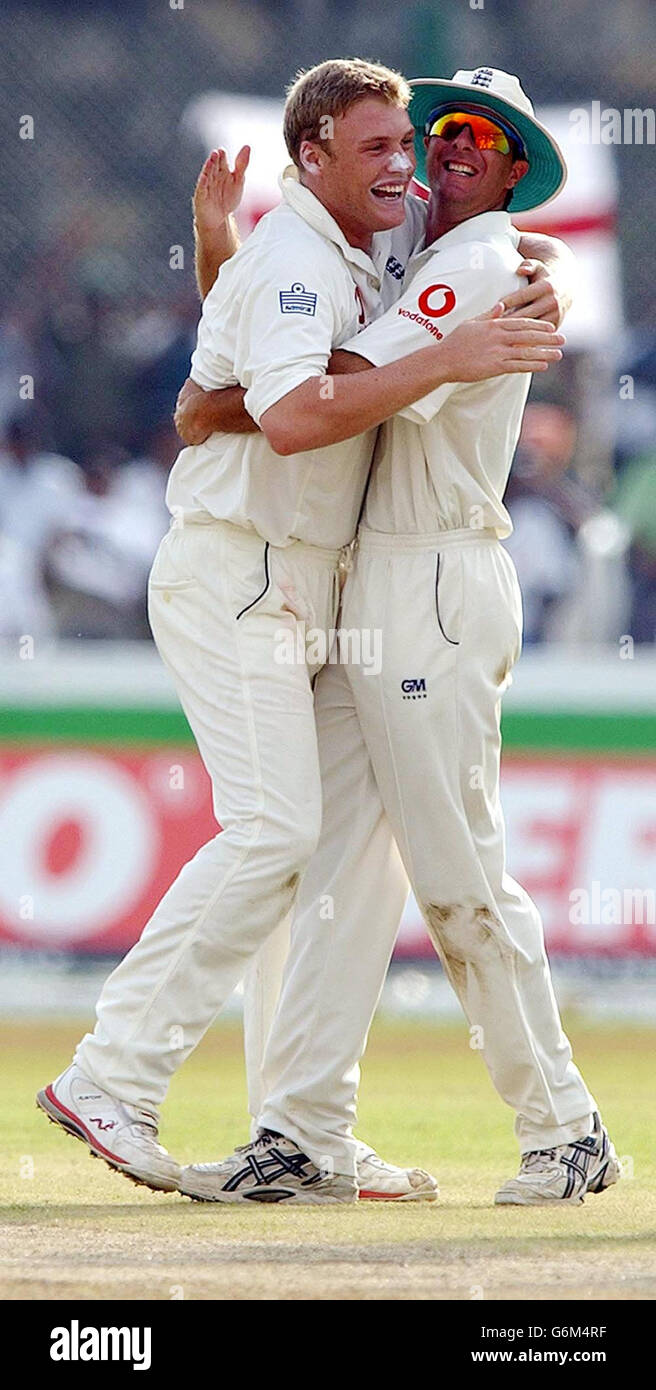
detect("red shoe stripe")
[44,1084,127,1165]
[358,1189,404,1200]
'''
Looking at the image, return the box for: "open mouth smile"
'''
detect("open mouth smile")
[370,182,407,201]
[442,159,479,177]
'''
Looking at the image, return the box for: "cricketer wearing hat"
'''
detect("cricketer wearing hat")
[180,69,620,1206]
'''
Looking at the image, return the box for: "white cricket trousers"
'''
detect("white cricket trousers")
[260,528,595,1171]
[75,518,344,1112]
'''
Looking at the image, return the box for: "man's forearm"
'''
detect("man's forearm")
[261,351,449,454]
[192,381,257,433]
[174,378,257,443]
[194,216,240,299]
[261,313,563,456]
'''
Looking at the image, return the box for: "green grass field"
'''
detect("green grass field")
[1,1017,655,1301]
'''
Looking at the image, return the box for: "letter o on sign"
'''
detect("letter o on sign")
[417,283,456,317]
[0,754,156,943]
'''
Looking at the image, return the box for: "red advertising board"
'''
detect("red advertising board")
[0,746,654,955]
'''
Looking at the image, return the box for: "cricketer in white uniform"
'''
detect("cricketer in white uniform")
[40,62,561,1200]
[72,178,413,1127]
[182,70,619,1206]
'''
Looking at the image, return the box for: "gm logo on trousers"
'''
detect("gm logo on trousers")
[401,678,427,699]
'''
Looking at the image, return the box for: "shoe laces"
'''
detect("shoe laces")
[133,1123,159,1141]
[520,1147,559,1172]
[253,1128,284,1150]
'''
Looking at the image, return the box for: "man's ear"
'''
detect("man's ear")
[298,140,324,177]
[507,158,529,191]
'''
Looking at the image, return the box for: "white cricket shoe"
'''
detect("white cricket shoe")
[494,1112,621,1206]
[36,1063,181,1193]
[353,1141,439,1201]
[180,1130,357,1204]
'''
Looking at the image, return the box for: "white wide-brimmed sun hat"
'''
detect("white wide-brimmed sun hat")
[410,66,567,212]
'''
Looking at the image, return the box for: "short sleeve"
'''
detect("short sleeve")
[190,311,236,391]
[238,245,341,425]
[341,243,520,424]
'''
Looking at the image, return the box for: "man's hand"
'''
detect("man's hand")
[444,302,564,379]
[174,377,258,445]
[174,379,211,446]
[193,146,250,238]
[509,233,577,327]
[502,261,565,327]
[193,146,250,299]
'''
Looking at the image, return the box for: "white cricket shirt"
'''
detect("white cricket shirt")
[343,212,529,537]
[166,169,425,549]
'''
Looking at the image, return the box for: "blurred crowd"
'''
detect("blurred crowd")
[0,251,198,639]
[1,255,655,645]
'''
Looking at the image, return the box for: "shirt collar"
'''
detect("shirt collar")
[411,210,514,262]
[279,165,391,284]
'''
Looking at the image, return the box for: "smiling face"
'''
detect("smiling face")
[298,96,416,249]
[424,115,529,227]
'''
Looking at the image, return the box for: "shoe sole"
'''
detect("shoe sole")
[494,1188,584,1206]
[182,1186,356,1205]
[36,1086,179,1194]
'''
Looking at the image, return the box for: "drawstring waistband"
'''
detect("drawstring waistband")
[357,526,500,553]
[169,514,344,569]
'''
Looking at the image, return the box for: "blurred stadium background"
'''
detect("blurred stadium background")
[1,0,655,1021]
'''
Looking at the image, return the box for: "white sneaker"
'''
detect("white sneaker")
[494,1113,621,1206]
[180,1130,357,1205]
[353,1140,439,1202]
[36,1063,181,1193]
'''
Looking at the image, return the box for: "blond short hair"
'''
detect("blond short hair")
[283,58,411,167]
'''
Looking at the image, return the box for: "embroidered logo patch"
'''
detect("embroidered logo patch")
[471,67,494,87]
[385,255,406,282]
[279,282,317,315]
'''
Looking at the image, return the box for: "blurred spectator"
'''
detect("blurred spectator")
[46,424,174,640]
[506,404,632,644]
[0,317,35,435]
[505,405,586,644]
[37,285,131,466]
[0,417,82,640]
[124,293,198,445]
[612,453,656,644]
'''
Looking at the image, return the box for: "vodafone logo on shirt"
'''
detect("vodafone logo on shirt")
[417,283,456,317]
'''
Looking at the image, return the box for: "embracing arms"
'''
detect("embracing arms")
[176,305,563,452]
[175,156,572,451]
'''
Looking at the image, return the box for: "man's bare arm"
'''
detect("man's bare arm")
[261,308,564,456]
[328,349,372,374]
[174,378,257,444]
[193,146,250,299]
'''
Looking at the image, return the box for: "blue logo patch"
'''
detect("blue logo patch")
[385,255,406,282]
[401,678,427,699]
[471,67,494,88]
[279,282,317,316]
